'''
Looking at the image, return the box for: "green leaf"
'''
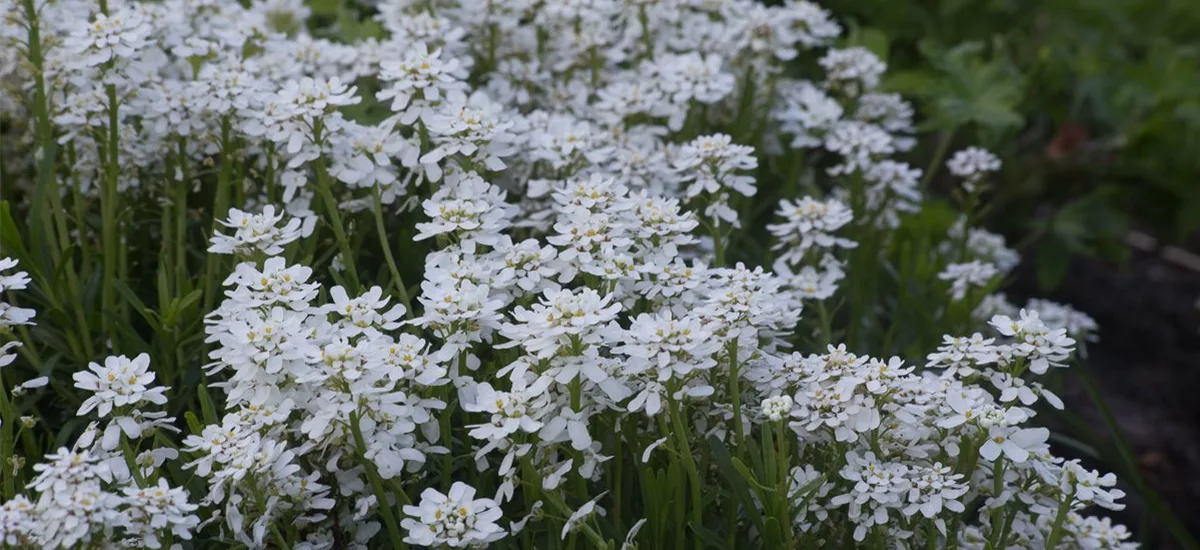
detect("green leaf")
[731,457,775,494]
[184,411,203,435]
[113,279,164,334]
[1035,237,1071,291]
[1078,370,1200,550]
[708,436,765,534]
[688,523,733,550]
[0,202,32,262]
[762,517,785,548]
[844,26,890,60]
[197,379,219,425]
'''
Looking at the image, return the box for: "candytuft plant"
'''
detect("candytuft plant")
[0,0,1138,548]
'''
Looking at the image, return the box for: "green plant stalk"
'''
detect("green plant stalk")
[0,371,16,499]
[175,138,190,296]
[1078,370,1199,550]
[439,352,465,488]
[774,421,795,548]
[101,82,122,348]
[202,117,233,318]
[160,157,176,297]
[68,144,92,275]
[1043,497,1071,549]
[314,153,360,293]
[727,341,745,450]
[119,435,146,488]
[986,459,1006,549]
[371,187,413,319]
[666,391,703,550]
[0,130,5,184]
[22,0,94,359]
[612,413,624,532]
[350,412,408,550]
[816,300,832,347]
[920,128,957,193]
[711,218,725,267]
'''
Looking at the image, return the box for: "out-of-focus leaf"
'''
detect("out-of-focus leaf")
[1035,237,1071,291]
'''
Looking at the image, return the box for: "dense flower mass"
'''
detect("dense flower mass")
[0,0,1137,549]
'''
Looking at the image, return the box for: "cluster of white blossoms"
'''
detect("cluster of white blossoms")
[208,206,312,257]
[0,259,35,369]
[0,341,199,548]
[0,0,1138,548]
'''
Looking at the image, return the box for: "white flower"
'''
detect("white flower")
[902,463,967,519]
[499,287,621,359]
[378,42,468,123]
[415,172,515,251]
[123,479,201,548]
[209,205,305,256]
[768,197,857,265]
[780,263,843,301]
[786,1,842,47]
[675,133,758,199]
[938,261,999,301]
[0,258,31,292]
[463,379,551,441]
[775,80,844,149]
[979,424,1049,464]
[944,219,1020,273]
[0,258,36,345]
[652,52,735,106]
[326,285,406,336]
[65,9,151,68]
[761,395,794,421]
[820,47,886,96]
[830,451,909,541]
[614,311,719,381]
[73,353,167,417]
[421,92,518,181]
[925,333,998,377]
[946,147,1001,183]
[562,493,606,540]
[1025,298,1098,341]
[989,309,1076,374]
[278,76,362,120]
[401,482,506,548]
[856,93,915,148]
[13,377,49,394]
[825,121,895,175]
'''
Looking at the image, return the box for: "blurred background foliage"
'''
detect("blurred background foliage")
[836,0,1200,289]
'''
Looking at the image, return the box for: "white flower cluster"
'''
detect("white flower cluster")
[1,350,198,549]
[209,205,311,257]
[0,258,35,368]
[0,0,1136,549]
[947,146,1002,188]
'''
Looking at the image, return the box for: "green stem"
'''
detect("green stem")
[816,300,832,347]
[666,392,703,550]
[920,128,957,194]
[1043,497,1072,549]
[100,82,121,347]
[371,188,413,319]
[727,342,744,449]
[0,372,16,498]
[22,0,95,360]
[314,153,359,293]
[350,412,408,550]
[202,118,233,318]
[174,138,190,295]
[711,219,725,267]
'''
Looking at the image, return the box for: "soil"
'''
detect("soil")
[1012,247,1200,548]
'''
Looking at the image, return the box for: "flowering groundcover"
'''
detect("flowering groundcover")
[0,0,1135,548]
